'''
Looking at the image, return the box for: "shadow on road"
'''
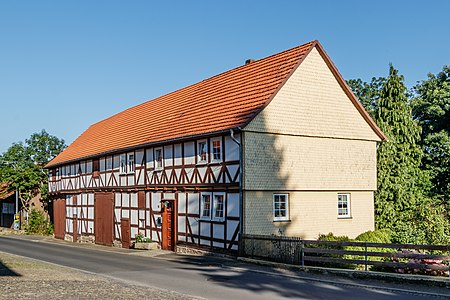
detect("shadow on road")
[0,260,20,277]
[166,254,406,299]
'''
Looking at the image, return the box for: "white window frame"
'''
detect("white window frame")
[200,192,212,220]
[197,140,208,164]
[154,147,163,171]
[127,153,135,174]
[119,154,127,174]
[273,194,289,222]
[213,193,225,221]
[337,193,351,218]
[211,138,222,162]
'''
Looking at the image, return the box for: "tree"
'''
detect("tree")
[412,66,450,200]
[0,130,66,212]
[347,77,386,118]
[373,65,450,244]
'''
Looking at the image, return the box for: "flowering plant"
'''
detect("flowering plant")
[135,232,152,243]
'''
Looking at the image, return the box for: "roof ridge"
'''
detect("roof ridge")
[46,40,319,167]
[88,40,316,129]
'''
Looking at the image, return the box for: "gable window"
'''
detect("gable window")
[211,138,221,162]
[213,194,225,221]
[197,140,207,163]
[338,194,351,218]
[273,194,289,221]
[154,148,163,170]
[120,154,127,174]
[127,153,135,173]
[201,194,211,219]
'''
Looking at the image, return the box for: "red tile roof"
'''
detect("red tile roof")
[0,182,14,200]
[46,40,386,168]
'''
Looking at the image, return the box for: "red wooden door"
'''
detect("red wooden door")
[73,215,78,242]
[161,200,176,251]
[53,198,66,240]
[94,192,114,246]
[121,218,131,249]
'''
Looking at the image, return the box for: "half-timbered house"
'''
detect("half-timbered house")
[46,40,386,253]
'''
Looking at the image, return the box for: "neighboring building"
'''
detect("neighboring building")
[0,182,48,229]
[46,40,386,253]
[0,182,15,228]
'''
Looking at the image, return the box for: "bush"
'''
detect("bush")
[24,209,53,235]
[308,233,356,269]
[355,229,392,243]
[134,232,152,243]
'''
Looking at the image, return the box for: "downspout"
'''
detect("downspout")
[230,128,243,252]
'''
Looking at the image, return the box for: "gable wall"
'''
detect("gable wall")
[245,47,380,141]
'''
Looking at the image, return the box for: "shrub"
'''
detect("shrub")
[25,209,53,235]
[355,229,392,243]
[134,232,152,243]
[308,233,356,269]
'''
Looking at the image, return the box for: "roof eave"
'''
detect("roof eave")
[44,127,243,169]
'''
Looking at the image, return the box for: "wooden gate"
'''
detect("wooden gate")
[121,218,131,249]
[53,198,66,240]
[161,199,176,251]
[94,192,114,246]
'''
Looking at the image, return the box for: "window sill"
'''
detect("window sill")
[338,216,352,219]
[273,219,291,223]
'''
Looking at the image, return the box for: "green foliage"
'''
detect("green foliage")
[24,209,53,235]
[347,77,386,118]
[354,229,392,243]
[374,65,431,234]
[317,233,351,242]
[0,130,66,211]
[135,232,152,243]
[314,233,355,269]
[391,198,450,245]
[412,66,450,200]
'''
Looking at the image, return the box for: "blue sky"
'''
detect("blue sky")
[1,1,449,154]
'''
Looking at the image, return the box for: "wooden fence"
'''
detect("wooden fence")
[240,234,450,276]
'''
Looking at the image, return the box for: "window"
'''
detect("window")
[213,194,224,220]
[155,148,163,170]
[211,139,221,161]
[201,192,225,221]
[198,140,207,163]
[273,194,289,221]
[201,194,211,219]
[127,153,135,173]
[338,194,351,218]
[120,154,127,174]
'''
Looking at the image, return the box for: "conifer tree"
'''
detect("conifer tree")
[375,65,429,233]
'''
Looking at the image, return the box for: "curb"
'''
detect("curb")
[237,257,450,288]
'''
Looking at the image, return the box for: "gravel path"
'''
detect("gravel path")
[0,251,201,300]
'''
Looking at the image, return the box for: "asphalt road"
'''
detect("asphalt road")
[0,235,446,299]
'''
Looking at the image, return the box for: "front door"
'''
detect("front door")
[161,200,176,251]
[121,218,131,249]
[94,192,114,246]
[53,198,66,240]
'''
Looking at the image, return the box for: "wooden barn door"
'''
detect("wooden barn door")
[94,192,114,246]
[161,199,176,251]
[53,198,66,240]
[121,218,131,249]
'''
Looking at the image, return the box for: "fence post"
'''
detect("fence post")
[251,236,254,258]
[301,240,305,267]
[364,243,368,272]
[448,247,450,278]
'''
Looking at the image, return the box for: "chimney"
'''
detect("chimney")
[245,59,255,65]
